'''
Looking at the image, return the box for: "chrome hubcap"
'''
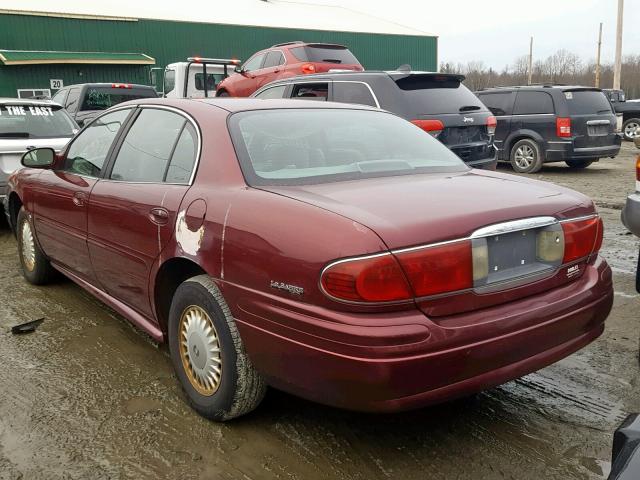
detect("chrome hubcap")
[625,122,639,138]
[514,145,535,169]
[21,220,36,272]
[179,305,222,396]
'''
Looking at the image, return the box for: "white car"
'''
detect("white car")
[0,98,77,202]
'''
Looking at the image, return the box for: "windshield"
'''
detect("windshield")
[0,104,76,138]
[229,108,467,186]
[81,86,156,111]
[393,75,487,115]
[290,45,360,65]
[564,90,613,115]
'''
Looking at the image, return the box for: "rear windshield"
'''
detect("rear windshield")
[290,45,360,65]
[81,86,157,111]
[228,108,466,186]
[0,104,76,139]
[564,90,613,115]
[393,75,487,115]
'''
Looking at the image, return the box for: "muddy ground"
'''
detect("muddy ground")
[0,144,639,480]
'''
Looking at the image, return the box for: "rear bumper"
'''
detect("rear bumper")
[233,257,613,412]
[545,138,622,162]
[622,192,640,237]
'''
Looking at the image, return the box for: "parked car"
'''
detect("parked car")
[621,136,640,293]
[603,89,640,141]
[216,42,363,97]
[0,98,77,205]
[253,71,498,169]
[476,85,621,173]
[5,98,613,420]
[51,83,157,127]
[608,413,640,480]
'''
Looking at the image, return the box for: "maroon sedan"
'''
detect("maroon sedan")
[5,99,612,421]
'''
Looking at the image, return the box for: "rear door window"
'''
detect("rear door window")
[63,108,131,177]
[513,91,555,115]
[254,85,288,99]
[81,86,156,111]
[564,90,613,115]
[263,51,285,69]
[165,123,198,184]
[333,82,377,107]
[292,83,328,101]
[393,75,486,115]
[478,92,514,116]
[290,45,359,65]
[110,108,186,182]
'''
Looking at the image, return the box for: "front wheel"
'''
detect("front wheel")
[510,139,543,174]
[168,275,266,421]
[565,159,594,169]
[623,118,640,141]
[16,208,56,285]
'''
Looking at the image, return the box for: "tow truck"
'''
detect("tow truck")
[151,57,241,99]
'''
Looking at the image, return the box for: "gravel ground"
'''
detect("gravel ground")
[0,144,638,480]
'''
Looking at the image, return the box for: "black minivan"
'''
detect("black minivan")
[252,71,498,169]
[476,85,621,173]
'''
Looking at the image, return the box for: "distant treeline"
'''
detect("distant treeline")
[441,49,640,98]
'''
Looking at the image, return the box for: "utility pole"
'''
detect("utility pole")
[595,22,603,87]
[613,0,624,90]
[528,36,533,85]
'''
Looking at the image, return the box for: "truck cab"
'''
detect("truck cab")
[155,58,241,99]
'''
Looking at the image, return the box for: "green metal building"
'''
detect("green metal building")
[0,5,437,98]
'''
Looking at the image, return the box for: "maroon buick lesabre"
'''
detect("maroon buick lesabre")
[5,99,613,421]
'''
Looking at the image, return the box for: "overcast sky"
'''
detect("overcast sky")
[321,0,639,69]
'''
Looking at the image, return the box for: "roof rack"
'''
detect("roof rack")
[271,41,305,48]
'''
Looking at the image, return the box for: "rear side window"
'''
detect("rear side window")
[513,91,555,115]
[110,108,186,182]
[333,82,377,107]
[290,45,359,65]
[65,87,81,113]
[263,51,285,68]
[393,75,486,115]
[81,86,156,111]
[564,90,613,115]
[165,123,198,184]
[292,83,328,101]
[195,73,223,91]
[254,85,287,99]
[478,92,513,116]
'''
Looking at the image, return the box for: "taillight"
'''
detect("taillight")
[556,117,572,137]
[321,254,412,302]
[395,241,473,297]
[411,119,444,138]
[561,217,603,263]
[112,83,132,89]
[301,63,316,74]
[635,156,640,188]
[486,115,497,135]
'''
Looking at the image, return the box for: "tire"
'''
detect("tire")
[216,91,230,97]
[16,208,56,285]
[510,138,543,174]
[623,118,640,141]
[168,275,266,421]
[565,159,594,169]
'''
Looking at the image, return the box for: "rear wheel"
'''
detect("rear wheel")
[16,208,56,285]
[216,90,230,97]
[510,139,543,174]
[168,275,266,421]
[565,159,594,169]
[623,118,640,141]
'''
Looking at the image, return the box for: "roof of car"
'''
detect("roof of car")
[477,85,603,93]
[118,97,381,113]
[58,83,155,89]
[0,97,62,107]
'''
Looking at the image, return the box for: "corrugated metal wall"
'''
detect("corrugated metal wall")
[0,13,437,97]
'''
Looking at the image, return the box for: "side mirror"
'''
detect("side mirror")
[234,65,244,74]
[22,148,55,168]
[634,135,640,149]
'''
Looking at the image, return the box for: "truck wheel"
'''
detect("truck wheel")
[565,159,594,169]
[623,118,640,141]
[16,208,56,285]
[168,275,266,421]
[510,139,543,174]
[216,91,230,97]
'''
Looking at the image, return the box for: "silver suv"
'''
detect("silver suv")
[0,98,77,202]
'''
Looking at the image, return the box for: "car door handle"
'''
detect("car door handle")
[149,207,169,226]
[72,192,87,207]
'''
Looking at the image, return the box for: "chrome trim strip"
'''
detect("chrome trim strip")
[470,216,557,239]
[547,141,572,144]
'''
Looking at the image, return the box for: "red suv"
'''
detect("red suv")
[216,41,363,97]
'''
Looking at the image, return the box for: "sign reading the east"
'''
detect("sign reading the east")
[0,105,55,116]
